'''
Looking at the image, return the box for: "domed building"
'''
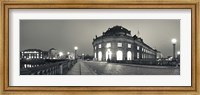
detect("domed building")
[92,25,159,62]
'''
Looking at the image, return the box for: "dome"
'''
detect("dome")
[49,48,56,51]
[104,25,131,36]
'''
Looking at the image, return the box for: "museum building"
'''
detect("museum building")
[92,25,160,61]
[20,48,57,59]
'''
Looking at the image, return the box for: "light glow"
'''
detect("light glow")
[98,51,102,61]
[59,52,63,56]
[116,50,123,60]
[74,46,78,50]
[177,51,180,55]
[171,38,177,44]
[127,51,132,60]
[106,49,112,60]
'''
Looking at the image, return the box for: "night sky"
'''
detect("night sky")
[20,20,180,57]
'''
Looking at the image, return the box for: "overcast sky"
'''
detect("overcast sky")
[20,20,180,57]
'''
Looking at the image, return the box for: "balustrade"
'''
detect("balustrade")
[20,59,77,75]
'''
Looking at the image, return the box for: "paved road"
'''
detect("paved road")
[83,61,180,75]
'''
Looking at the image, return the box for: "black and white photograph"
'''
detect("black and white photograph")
[20,20,180,75]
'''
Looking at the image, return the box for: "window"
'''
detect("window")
[128,44,131,48]
[94,46,96,50]
[94,53,96,58]
[127,51,132,60]
[116,50,123,60]
[137,46,140,50]
[117,43,122,47]
[98,44,101,48]
[98,51,102,61]
[106,43,111,48]
[106,49,112,60]
[137,52,139,59]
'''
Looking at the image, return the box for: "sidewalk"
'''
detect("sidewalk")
[66,61,96,75]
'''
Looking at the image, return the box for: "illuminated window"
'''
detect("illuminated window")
[128,44,131,48]
[137,52,139,59]
[116,50,123,60]
[98,51,102,61]
[106,43,111,48]
[106,49,112,60]
[94,53,96,58]
[99,44,101,48]
[137,46,140,50]
[127,51,132,60]
[117,43,122,47]
[94,46,96,50]
[24,64,26,68]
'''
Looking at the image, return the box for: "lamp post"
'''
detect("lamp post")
[74,46,81,74]
[171,38,177,59]
[67,52,70,59]
[82,53,84,60]
[74,46,78,59]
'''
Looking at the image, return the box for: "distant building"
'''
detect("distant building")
[156,51,163,59]
[20,49,44,59]
[92,25,160,61]
[20,48,64,60]
[48,48,58,59]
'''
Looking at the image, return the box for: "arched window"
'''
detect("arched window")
[98,51,102,61]
[94,52,96,59]
[127,51,132,60]
[116,50,123,60]
[106,49,112,60]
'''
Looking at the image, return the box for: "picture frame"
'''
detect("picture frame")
[0,0,199,95]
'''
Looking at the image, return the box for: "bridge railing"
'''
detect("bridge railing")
[20,59,77,75]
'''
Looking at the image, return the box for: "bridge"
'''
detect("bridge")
[20,59,77,75]
[20,59,179,75]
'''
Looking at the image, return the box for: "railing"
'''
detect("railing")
[20,59,77,75]
[109,58,179,66]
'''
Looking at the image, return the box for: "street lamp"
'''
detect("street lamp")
[82,53,84,60]
[67,52,70,59]
[171,38,177,59]
[74,46,78,59]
